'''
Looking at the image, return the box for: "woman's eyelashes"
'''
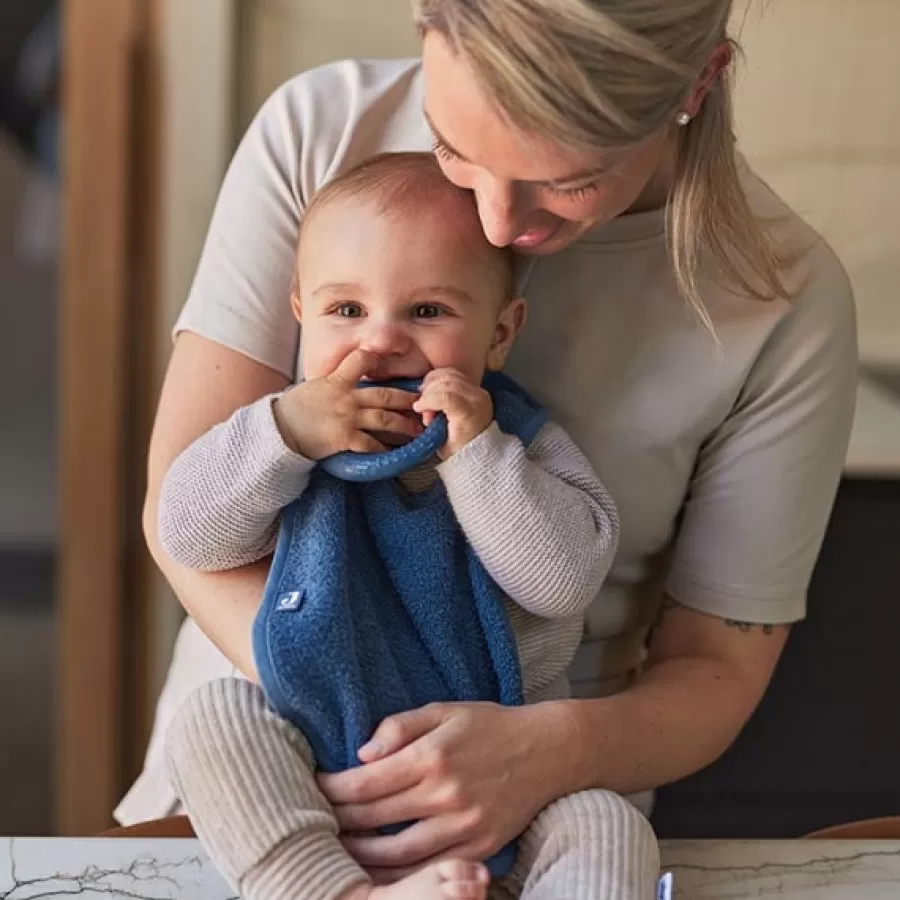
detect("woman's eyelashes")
[432,136,461,164]
[432,136,602,201]
[548,181,602,200]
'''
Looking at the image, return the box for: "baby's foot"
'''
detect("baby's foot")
[354,860,490,900]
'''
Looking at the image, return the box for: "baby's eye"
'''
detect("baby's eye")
[336,303,363,318]
[414,304,443,319]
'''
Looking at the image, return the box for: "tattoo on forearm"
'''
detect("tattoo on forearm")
[648,594,777,645]
[725,619,775,635]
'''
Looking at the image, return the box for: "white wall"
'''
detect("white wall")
[732,0,900,367]
[240,0,418,122]
[161,0,237,345]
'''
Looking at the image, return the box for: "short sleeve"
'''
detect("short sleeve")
[665,241,858,623]
[172,59,428,379]
[173,81,306,378]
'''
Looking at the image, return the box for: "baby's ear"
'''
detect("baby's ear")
[486,296,527,371]
[290,273,302,322]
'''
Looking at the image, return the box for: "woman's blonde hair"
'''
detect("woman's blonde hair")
[412,0,795,325]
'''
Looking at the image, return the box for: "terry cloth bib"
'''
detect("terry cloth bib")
[253,371,548,876]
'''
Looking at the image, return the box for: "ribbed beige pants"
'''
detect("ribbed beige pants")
[165,679,660,900]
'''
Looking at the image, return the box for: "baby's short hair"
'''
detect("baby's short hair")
[299,151,516,303]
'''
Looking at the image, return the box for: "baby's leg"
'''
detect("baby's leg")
[165,678,365,900]
[165,678,488,900]
[491,790,660,900]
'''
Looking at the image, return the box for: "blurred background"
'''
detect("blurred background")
[0,0,898,838]
[0,0,59,836]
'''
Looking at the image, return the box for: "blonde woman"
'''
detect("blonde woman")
[120,0,856,896]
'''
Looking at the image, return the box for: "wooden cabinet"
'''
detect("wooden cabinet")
[653,475,900,838]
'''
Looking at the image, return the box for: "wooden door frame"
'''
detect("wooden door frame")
[57,0,162,835]
[58,0,239,836]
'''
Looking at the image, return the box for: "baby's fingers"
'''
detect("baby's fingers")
[414,389,466,419]
[356,408,424,438]
[346,432,388,454]
[354,387,418,411]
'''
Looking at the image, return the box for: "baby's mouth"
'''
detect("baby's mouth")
[360,373,427,384]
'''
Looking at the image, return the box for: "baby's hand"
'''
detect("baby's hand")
[413,368,493,459]
[273,349,422,460]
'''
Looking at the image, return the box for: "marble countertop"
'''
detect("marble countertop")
[659,840,900,898]
[3,837,899,899]
[845,375,900,478]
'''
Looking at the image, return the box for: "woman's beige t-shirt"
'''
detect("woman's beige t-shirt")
[116,58,856,823]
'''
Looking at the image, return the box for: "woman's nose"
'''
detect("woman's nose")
[473,176,523,247]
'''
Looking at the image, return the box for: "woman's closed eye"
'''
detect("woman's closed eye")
[434,134,603,201]
[546,180,602,200]
[432,136,462,165]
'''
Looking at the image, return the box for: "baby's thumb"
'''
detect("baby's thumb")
[330,348,378,387]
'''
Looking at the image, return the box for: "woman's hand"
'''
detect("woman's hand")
[317,701,582,874]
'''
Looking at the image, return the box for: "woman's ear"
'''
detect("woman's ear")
[682,41,732,117]
[290,273,302,323]
[486,297,527,371]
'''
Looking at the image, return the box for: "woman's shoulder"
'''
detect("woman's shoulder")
[670,162,857,369]
[739,163,854,327]
[269,57,423,116]
[253,58,431,199]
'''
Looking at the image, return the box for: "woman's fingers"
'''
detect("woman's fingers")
[341,812,481,868]
[332,781,449,832]
[318,744,423,806]
[360,705,448,760]
[321,706,454,832]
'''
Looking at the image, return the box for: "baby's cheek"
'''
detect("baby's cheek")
[299,348,331,380]
[301,328,354,380]
[430,329,492,381]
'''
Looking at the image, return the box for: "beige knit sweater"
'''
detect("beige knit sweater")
[158,394,619,702]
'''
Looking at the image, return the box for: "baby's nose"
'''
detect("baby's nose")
[360,321,411,356]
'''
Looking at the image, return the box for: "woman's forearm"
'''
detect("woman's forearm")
[555,654,760,797]
[145,502,263,681]
[551,598,789,797]
[142,334,296,680]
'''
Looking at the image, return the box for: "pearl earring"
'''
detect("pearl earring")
[676,111,691,126]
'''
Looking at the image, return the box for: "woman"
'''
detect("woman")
[119,0,856,877]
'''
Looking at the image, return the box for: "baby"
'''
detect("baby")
[159,152,660,900]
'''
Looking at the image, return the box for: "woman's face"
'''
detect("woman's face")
[421,30,675,256]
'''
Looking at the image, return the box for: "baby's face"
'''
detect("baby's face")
[295,193,517,383]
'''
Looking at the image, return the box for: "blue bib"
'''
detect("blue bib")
[252,371,548,876]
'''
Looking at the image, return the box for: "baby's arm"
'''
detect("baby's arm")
[160,353,425,572]
[439,421,619,619]
[157,394,315,571]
